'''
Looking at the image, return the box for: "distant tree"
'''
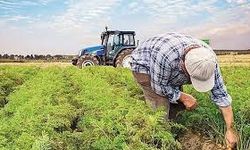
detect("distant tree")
[34,54,39,60]
[53,55,63,60]
[3,54,8,59]
[18,55,24,59]
[10,54,15,59]
[25,55,30,59]
[39,55,45,60]
[46,54,52,60]
[14,55,19,60]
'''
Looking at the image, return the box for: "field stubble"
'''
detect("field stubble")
[218,54,250,66]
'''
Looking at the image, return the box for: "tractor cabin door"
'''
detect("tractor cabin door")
[106,34,121,62]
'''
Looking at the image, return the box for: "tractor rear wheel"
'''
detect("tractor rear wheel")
[115,49,133,68]
[77,55,99,68]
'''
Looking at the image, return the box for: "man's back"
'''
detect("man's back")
[130,32,225,104]
[131,32,211,74]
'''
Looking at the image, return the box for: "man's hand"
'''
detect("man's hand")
[220,106,238,149]
[225,128,237,149]
[179,92,198,110]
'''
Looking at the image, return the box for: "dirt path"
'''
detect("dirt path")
[179,131,228,150]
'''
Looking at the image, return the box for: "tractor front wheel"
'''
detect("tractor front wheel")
[115,49,133,68]
[77,55,99,68]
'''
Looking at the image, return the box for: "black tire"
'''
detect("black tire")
[115,49,133,68]
[77,55,99,68]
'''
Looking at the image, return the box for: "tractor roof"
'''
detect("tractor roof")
[101,30,135,35]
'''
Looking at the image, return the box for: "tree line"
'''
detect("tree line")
[0,54,74,60]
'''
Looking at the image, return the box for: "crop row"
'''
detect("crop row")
[0,66,181,150]
[0,66,39,107]
[1,65,249,150]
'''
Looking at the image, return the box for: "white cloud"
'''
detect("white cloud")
[0,0,56,24]
[38,0,54,5]
[226,0,248,4]
[6,15,31,21]
[128,2,138,8]
[125,0,250,50]
[0,0,54,9]
[0,0,17,5]
[0,0,249,55]
[0,0,123,55]
[49,0,121,32]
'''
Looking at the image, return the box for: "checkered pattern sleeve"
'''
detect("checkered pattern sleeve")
[211,64,232,107]
[149,53,181,104]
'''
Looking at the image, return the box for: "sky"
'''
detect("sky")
[0,0,249,55]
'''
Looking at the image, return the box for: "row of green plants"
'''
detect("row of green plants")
[0,66,39,107]
[0,65,249,149]
[0,66,182,150]
[178,66,250,150]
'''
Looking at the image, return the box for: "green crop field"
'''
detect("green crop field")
[0,65,249,150]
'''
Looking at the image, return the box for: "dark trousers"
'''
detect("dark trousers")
[132,72,185,119]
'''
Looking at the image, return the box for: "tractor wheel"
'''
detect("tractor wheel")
[115,49,133,68]
[77,55,99,68]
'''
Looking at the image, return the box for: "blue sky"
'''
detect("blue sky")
[0,0,249,55]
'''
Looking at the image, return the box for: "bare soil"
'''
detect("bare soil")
[178,131,227,150]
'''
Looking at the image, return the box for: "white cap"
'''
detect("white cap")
[185,47,217,92]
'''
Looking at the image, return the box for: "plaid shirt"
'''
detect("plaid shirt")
[131,33,232,107]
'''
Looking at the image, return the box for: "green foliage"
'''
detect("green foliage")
[0,65,249,150]
[178,66,250,150]
[32,133,51,150]
[0,66,39,107]
[0,66,180,150]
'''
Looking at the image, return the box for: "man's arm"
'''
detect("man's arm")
[220,106,234,130]
[211,64,237,148]
[220,106,237,148]
[210,65,232,107]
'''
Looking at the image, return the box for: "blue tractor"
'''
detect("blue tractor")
[72,27,137,68]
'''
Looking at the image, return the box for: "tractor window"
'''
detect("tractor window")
[107,35,114,52]
[123,34,135,46]
[107,34,120,55]
[107,34,119,48]
[102,34,108,45]
[113,34,119,46]
[120,35,123,44]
